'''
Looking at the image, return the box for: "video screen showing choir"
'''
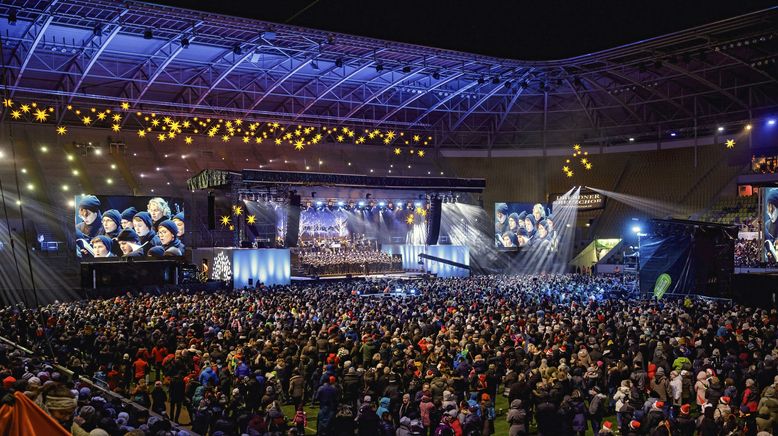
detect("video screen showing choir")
[74,195,185,260]
[494,202,557,251]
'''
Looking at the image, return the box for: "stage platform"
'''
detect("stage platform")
[291,271,426,281]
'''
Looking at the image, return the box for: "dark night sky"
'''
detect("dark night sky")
[153,0,776,60]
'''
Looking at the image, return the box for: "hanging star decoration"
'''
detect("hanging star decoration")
[220,216,231,226]
[246,215,256,225]
[56,126,67,135]
[120,102,130,110]
[394,148,401,155]
[34,108,49,122]
[184,137,193,144]
[3,98,13,107]
[726,139,736,149]
[233,205,243,216]
[138,129,146,137]
[406,214,415,225]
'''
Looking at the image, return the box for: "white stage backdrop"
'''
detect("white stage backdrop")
[192,248,291,288]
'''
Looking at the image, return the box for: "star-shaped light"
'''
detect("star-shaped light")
[562,166,570,172]
[573,144,581,151]
[412,134,420,142]
[294,140,305,150]
[383,137,391,145]
[138,129,146,137]
[168,131,176,139]
[10,110,21,119]
[386,131,396,140]
[120,102,130,110]
[294,129,302,137]
[242,136,250,143]
[246,215,256,225]
[112,114,122,122]
[2,99,12,107]
[163,116,172,124]
[336,135,344,142]
[406,215,415,225]
[394,148,401,155]
[234,119,243,126]
[20,104,30,113]
[220,216,231,226]
[233,206,243,216]
[157,133,166,142]
[581,158,588,164]
[82,116,92,125]
[254,137,262,144]
[151,119,160,127]
[185,137,193,144]
[566,170,574,178]
[96,112,107,121]
[56,126,67,135]
[274,138,282,145]
[182,120,191,128]
[111,124,121,132]
[222,135,230,142]
[207,129,217,138]
[418,150,425,157]
[585,163,593,170]
[356,137,365,144]
[726,139,735,149]
[34,108,49,122]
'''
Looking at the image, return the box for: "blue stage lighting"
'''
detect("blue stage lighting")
[358,201,365,207]
[414,201,422,208]
[337,201,345,207]
[316,201,323,206]
[378,201,386,207]
[632,226,641,234]
[768,119,776,126]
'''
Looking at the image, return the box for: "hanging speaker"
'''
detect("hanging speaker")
[207,193,215,230]
[285,193,301,247]
[426,197,442,245]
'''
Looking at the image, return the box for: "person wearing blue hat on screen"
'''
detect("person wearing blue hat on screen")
[90,235,115,258]
[132,211,161,255]
[765,189,778,261]
[76,195,102,239]
[172,211,185,238]
[120,207,137,230]
[117,228,143,257]
[157,219,184,256]
[101,209,121,238]
[495,203,508,242]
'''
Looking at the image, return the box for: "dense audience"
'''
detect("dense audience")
[735,239,763,268]
[297,250,402,275]
[0,274,776,436]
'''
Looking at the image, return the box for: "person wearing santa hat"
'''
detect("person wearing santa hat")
[596,420,615,436]
[676,404,695,436]
[625,420,641,436]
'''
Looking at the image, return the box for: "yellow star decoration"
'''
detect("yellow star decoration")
[255,137,263,144]
[151,119,160,127]
[96,112,107,121]
[20,104,30,113]
[111,124,121,132]
[10,110,21,119]
[56,126,67,135]
[138,129,146,137]
[220,216,231,226]
[246,215,256,225]
[406,215,414,225]
[34,108,49,122]
[413,134,420,142]
[82,116,92,125]
[726,139,736,149]
[274,138,282,145]
[184,137,193,144]
[157,133,167,141]
[242,136,250,143]
[112,114,121,122]
[387,131,396,140]
[562,166,570,172]
[182,120,191,128]
[394,148,401,155]
[585,163,593,170]
[233,206,243,216]
[2,98,13,107]
[581,158,588,164]
[336,135,345,142]
[120,102,130,110]
[383,137,391,145]
[573,144,581,151]
[294,140,305,150]
[418,150,425,157]
[356,137,365,144]
[221,135,230,142]
[566,171,574,178]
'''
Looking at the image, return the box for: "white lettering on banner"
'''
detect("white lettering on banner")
[553,193,604,210]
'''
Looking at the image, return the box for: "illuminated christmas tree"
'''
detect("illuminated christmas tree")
[212,251,232,281]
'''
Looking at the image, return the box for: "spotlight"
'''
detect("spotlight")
[378,201,386,207]
[746,124,752,130]
[768,119,776,126]
[93,24,103,36]
[316,201,323,206]
[403,65,411,73]
[629,137,635,142]
[414,201,422,208]
[335,58,343,68]
[26,183,34,191]
[670,132,677,137]
[40,146,48,152]
[181,37,190,48]
[337,201,345,207]
[375,63,384,72]
[477,76,485,84]
[632,225,641,234]
[491,76,500,85]
[233,44,243,55]
[143,29,153,39]
[94,148,102,155]
[717,126,724,132]
[432,71,440,80]
[358,201,365,207]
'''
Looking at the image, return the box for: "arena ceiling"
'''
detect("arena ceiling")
[0,0,776,150]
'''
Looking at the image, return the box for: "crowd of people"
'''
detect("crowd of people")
[735,239,763,268]
[0,274,776,436]
[296,250,402,276]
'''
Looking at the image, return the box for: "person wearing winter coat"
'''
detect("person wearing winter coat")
[150,380,167,415]
[713,396,732,424]
[377,397,391,424]
[289,370,305,409]
[396,416,413,436]
[506,399,526,436]
[419,395,435,433]
[675,404,695,436]
[649,367,670,403]
[669,370,683,407]
[588,386,608,434]
[695,370,709,407]
[613,380,631,425]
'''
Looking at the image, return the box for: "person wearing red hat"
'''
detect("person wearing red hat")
[715,396,733,424]
[676,404,695,436]
[625,420,641,436]
[2,375,16,390]
[596,420,615,436]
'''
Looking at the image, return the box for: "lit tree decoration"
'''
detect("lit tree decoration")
[211,251,232,281]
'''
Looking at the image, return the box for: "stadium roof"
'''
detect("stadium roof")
[0,0,776,150]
